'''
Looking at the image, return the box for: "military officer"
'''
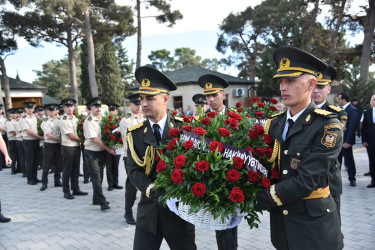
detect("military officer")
[83,97,115,210]
[120,93,144,225]
[126,66,196,249]
[311,65,347,220]
[19,101,44,185]
[198,74,238,250]
[254,46,343,250]
[59,98,88,199]
[15,107,26,176]
[4,108,19,174]
[40,104,62,191]
[192,94,208,115]
[80,103,92,184]
[0,134,12,222]
[105,103,123,191]
[35,105,45,170]
[0,104,9,170]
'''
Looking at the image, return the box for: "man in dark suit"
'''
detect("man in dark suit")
[126,66,196,250]
[255,46,343,250]
[361,94,375,188]
[337,92,359,187]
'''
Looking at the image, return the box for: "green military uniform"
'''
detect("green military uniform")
[255,46,344,250]
[126,66,195,250]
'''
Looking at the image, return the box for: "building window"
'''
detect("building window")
[174,96,183,110]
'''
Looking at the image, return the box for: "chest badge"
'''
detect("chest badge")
[290,158,301,170]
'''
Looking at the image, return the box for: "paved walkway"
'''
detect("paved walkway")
[0,146,374,249]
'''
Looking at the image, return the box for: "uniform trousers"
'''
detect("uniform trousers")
[0,134,8,168]
[124,156,137,218]
[37,144,43,168]
[16,141,25,175]
[61,145,80,193]
[339,147,356,181]
[8,140,18,174]
[85,149,107,204]
[80,144,90,182]
[215,227,238,250]
[42,143,62,186]
[105,152,121,188]
[23,139,40,182]
[367,145,375,181]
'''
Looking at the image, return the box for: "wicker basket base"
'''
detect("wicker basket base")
[177,202,233,230]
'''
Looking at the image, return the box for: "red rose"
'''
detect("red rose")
[116,118,119,122]
[249,129,259,139]
[41,131,44,136]
[252,97,260,103]
[225,118,239,129]
[182,125,193,132]
[195,160,210,172]
[218,128,231,137]
[236,101,242,107]
[247,146,256,157]
[265,146,273,157]
[260,177,271,188]
[207,112,218,118]
[248,171,259,183]
[168,128,180,137]
[270,106,277,112]
[167,138,178,150]
[209,141,223,153]
[270,98,278,104]
[174,154,187,169]
[257,102,266,108]
[201,117,211,126]
[254,124,264,135]
[237,108,243,113]
[73,112,76,116]
[263,134,273,145]
[226,169,241,182]
[183,140,194,150]
[172,111,178,116]
[182,114,192,123]
[188,115,194,121]
[192,183,206,197]
[227,112,243,121]
[105,123,110,128]
[105,129,110,134]
[79,123,83,127]
[110,135,115,141]
[111,124,117,130]
[156,160,167,173]
[119,137,123,143]
[272,168,280,180]
[255,112,265,118]
[233,156,244,169]
[229,187,245,203]
[193,127,206,136]
[109,116,113,121]
[171,169,184,185]
[256,147,265,156]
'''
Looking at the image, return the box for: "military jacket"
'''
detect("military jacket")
[59,114,80,147]
[83,114,102,151]
[14,119,23,141]
[4,119,17,140]
[255,102,343,250]
[126,114,194,236]
[119,111,144,157]
[41,117,61,144]
[19,114,38,140]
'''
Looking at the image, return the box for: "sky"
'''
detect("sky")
[3,0,367,83]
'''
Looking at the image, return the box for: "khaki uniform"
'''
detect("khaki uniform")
[120,112,144,219]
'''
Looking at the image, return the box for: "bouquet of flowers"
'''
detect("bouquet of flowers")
[76,115,86,142]
[100,115,123,149]
[37,118,44,137]
[154,99,279,229]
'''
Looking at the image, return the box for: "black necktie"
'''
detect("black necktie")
[286,119,294,137]
[153,124,162,142]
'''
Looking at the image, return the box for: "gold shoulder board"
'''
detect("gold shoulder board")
[314,109,332,116]
[128,122,143,132]
[270,112,284,118]
[23,115,27,118]
[174,116,184,122]
[88,116,92,121]
[328,105,343,112]
[126,113,131,118]
[63,116,67,120]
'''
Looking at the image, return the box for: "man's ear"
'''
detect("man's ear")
[308,78,317,91]
[163,94,170,104]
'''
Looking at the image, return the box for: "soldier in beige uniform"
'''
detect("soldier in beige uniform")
[15,107,26,176]
[4,108,18,174]
[19,101,44,185]
[84,97,116,211]
[40,104,62,191]
[120,93,144,225]
[59,98,88,199]
[0,104,9,171]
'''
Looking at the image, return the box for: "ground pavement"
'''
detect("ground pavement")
[0,144,374,249]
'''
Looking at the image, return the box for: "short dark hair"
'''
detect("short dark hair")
[339,93,350,102]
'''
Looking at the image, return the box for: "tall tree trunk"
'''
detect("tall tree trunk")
[136,0,142,69]
[68,44,78,106]
[360,0,375,82]
[0,57,12,110]
[328,0,347,65]
[84,7,99,97]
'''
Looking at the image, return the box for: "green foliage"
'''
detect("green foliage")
[100,114,123,148]
[115,41,134,94]
[148,49,173,72]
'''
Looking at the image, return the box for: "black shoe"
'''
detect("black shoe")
[83,179,89,184]
[364,172,371,176]
[11,171,16,175]
[64,192,74,199]
[73,190,88,196]
[367,182,375,188]
[125,216,136,225]
[108,186,113,191]
[0,213,11,223]
[40,185,47,191]
[93,201,110,205]
[27,180,37,185]
[101,203,110,210]
[54,182,62,187]
[34,179,42,183]
[113,184,123,190]
[350,180,357,187]
[22,174,27,178]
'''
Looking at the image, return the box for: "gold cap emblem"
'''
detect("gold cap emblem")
[279,57,291,70]
[142,78,151,87]
[317,72,323,79]
[205,82,213,89]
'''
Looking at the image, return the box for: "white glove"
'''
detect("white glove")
[166,198,179,216]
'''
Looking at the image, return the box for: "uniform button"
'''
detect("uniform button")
[283,210,288,215]
[283,170,288,175]
[297,152,300,156]
[284,150,288,155]
[326,209,330,213]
